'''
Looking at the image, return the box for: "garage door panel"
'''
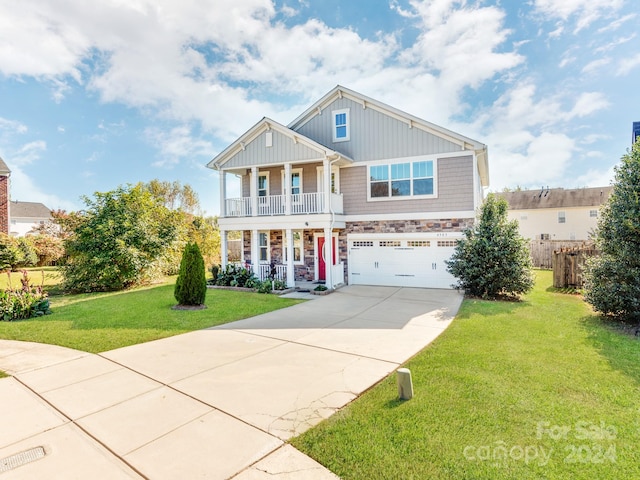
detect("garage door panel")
[348,237,458,289]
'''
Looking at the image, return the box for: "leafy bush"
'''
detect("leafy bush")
[314,284,328,292]
[174,243,207,306]
[216,264,257,288]
[446,193,534,299]
[584,140,640,322]
[0,271,51,321]
[256,280,273,294]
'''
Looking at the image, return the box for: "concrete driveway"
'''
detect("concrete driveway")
[0,285,462,479]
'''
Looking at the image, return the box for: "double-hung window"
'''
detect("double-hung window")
[259,232,269,263]
[258,173,269,197]
[332,109,350,142]
[368,159,436,200]
[283,230,303,264]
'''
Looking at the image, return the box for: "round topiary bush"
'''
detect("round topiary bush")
[174,242,207,307]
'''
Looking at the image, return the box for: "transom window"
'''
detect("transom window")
[332,108,350,142]
[369,159,435,200]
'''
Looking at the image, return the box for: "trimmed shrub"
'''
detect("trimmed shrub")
[174,243,207,306]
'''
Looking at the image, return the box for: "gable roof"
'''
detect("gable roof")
[0,156,10,176]
[10,201,51,219]
[288,85,489,186]
[207,117,354,171]
[497,186,612,210]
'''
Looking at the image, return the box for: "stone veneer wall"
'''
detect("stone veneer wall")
[0,176,8,235]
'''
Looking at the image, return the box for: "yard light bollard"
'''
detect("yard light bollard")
[397,368,413,400]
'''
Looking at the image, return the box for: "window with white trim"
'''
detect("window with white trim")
[282,168,303,195]
[558,211,566,224]
[283,230,303,264]
[258,173,269,197]
[369,159,435,199]
[332,108,350,142]
[259,232,269,263]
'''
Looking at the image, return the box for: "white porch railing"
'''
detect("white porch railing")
[257,264,287,282]
[291,192,324,214]
[224,192,344,217]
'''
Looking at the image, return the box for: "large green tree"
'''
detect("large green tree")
[446,193,534,299]
[62,184,179,292]
[584,140,640,322]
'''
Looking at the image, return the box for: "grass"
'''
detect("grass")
[0,267,63,293]
[0,281,303,353]
[291,270,640,479]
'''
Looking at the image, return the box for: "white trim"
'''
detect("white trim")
[366,157,438,202]
[257,171,270,197]
[348,232,464,240]
[283,229,304,265]
[344,211,475,222]
[316,165,340,194]
[313,231,340,282]
[281,168,303,195]
[332,108,350,142]
[219,214,344,231]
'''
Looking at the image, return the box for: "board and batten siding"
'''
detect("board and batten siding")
[294,97,463,161]
[341,155,474,215]
[241,162,324,196]
[223,129,324,169]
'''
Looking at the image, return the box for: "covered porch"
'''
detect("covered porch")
[220,227,345,290]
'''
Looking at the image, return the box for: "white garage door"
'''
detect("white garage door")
[348,236,459,289]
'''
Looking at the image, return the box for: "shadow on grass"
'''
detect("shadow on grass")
[581,314,640,385]
[455,296,530,318]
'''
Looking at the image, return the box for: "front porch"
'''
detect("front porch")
[221,228,345,290]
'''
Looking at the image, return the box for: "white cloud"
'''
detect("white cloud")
[568,92,610,119]
[534,0,624,33]
[146,125,214,168]
[581,58,611,75]
[616,53,640,76]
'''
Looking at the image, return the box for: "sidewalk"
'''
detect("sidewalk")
[0,285,463,479]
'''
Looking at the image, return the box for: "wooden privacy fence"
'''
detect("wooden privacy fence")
[529,240,590,268]
[552,245,598,288]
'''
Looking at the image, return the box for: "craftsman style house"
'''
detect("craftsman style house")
[208,86,489,289]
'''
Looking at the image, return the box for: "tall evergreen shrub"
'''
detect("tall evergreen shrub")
[174,242,207,306]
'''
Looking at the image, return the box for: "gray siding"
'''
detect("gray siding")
[295,97,463,161]
[342,155,474,214]
[224,129,324,169]
[241,162,323,196]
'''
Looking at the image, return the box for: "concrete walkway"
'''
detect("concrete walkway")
[0,285,463,479]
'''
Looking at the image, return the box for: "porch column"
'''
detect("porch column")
[251,229,259,277]
[324,227,333,289]
[221,230,228,269]
[219,170,227,218]
[284,163,292,215]
[323,158,331,213]
[285,229,295,288]
[250,166,258,217]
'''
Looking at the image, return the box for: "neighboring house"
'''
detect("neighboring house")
[0,157,10,235]
[9,201,52,237]
[497,187,612,241]
[207,86,489,289]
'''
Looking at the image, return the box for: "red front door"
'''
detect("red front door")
[317,236,336,281]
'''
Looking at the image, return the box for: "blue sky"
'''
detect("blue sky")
[0,0,638,215]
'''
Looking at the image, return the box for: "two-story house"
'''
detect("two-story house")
[207,86,489,289]
[497,187,612,241]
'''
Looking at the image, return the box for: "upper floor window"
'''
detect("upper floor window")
[332,108,350,142]
[281,168,303,196]
[368,159,436,200]
[258,173,269,197]
[589,209,598,218]
[558,211,566,224]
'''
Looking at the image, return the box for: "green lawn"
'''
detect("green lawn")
[292,270,640,479]
[0,267,63,293]
[0,282,303,353]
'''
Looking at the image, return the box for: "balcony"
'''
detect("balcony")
[224,192,343,218]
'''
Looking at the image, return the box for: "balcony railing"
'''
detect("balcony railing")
[224,192,343,217]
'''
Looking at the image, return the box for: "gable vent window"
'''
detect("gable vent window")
[332,108,350,142]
